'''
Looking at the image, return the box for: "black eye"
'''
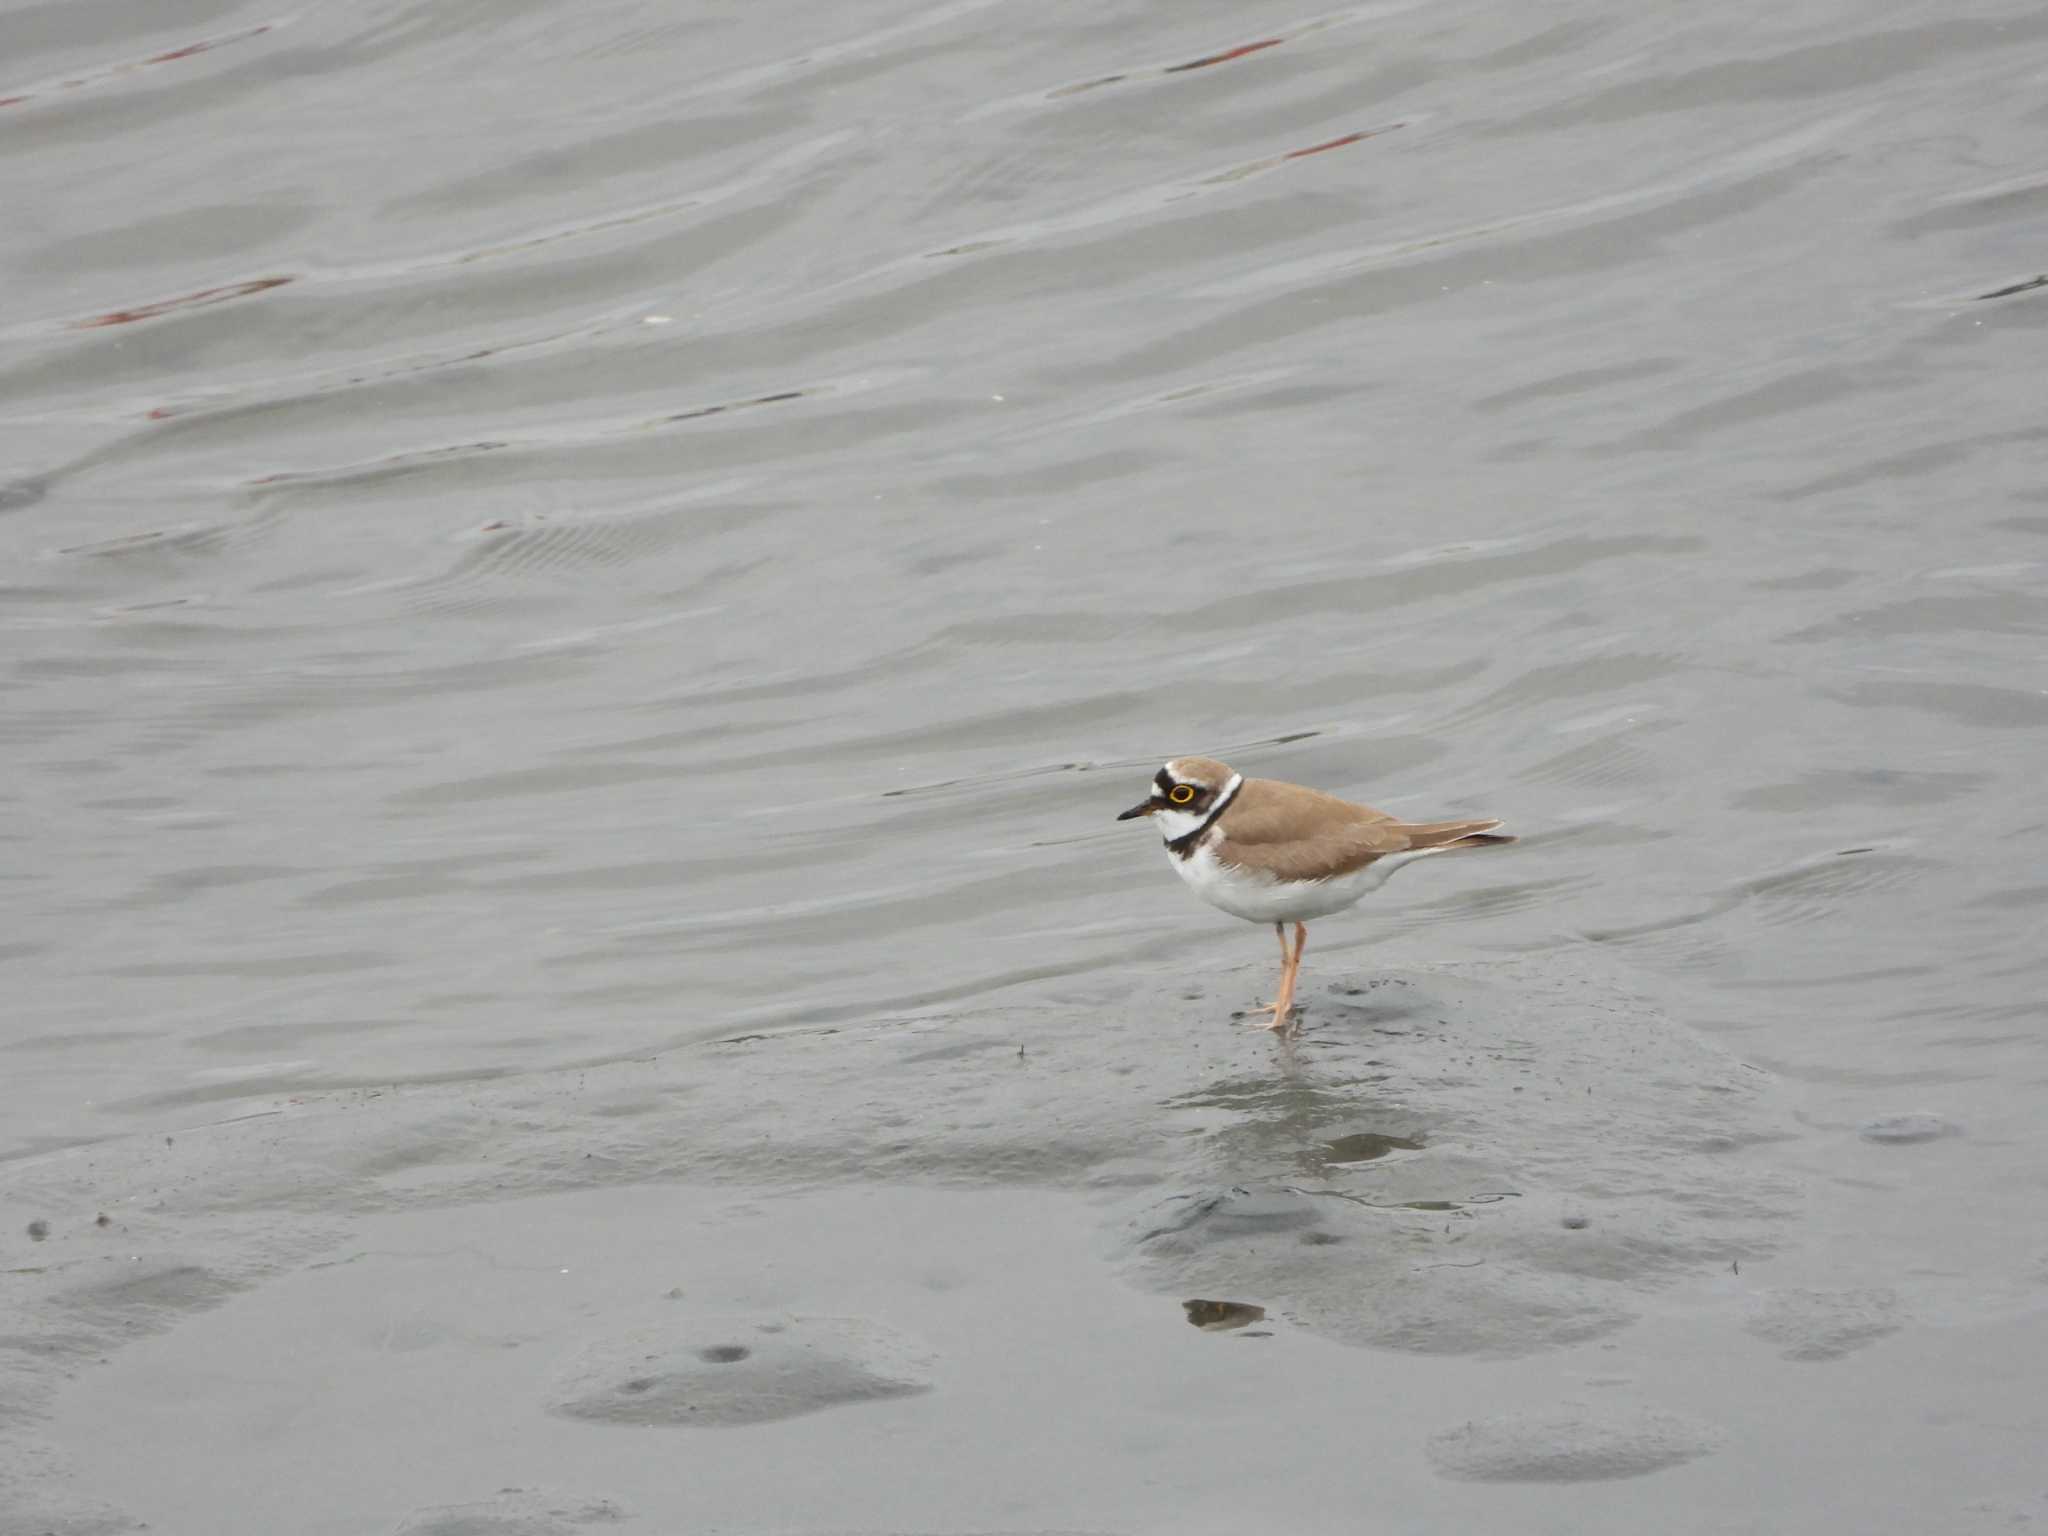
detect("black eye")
[1169,785,1196,805]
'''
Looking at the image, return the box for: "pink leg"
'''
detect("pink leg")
[1256,923,1309,1033]
[1248,924,1292,1022]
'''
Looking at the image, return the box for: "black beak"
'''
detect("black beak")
[1116,800,1156,821]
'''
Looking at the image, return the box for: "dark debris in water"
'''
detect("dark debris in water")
[1183,1298,1267,1331]
[661,389,807,426]
[1323,1131,1424,1163]
[1976,275,2048,301]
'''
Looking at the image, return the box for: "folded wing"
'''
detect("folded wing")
[1216,778,1513,882]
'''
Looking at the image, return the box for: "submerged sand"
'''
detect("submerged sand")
[7,953,2037,1533]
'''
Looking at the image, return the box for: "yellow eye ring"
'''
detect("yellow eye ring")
[1169,785,1196,804]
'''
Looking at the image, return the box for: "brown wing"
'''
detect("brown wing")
[1215,778,1508,882]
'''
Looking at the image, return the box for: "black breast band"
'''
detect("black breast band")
[1167,776,1241,860]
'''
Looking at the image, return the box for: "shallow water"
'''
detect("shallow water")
[4,1,2047,1531]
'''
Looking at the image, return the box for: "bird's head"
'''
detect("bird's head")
[1117,757,1237,840]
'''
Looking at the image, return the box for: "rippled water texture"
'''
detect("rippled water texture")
[4,1,2046,1532]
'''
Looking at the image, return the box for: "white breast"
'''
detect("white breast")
[1168,835,1438,924]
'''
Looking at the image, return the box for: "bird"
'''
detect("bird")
[1116,756,1514,1033]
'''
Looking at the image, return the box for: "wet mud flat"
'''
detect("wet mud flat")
[2,955,2038,1535]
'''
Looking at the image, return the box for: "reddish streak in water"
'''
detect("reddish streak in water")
[146,39,227,64]
[1164,38,1282,73]
[0,24,270,108]
[75,275,293,329]
[1277,130,1376,159]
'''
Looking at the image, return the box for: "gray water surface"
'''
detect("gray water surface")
[4,2,2046,1532]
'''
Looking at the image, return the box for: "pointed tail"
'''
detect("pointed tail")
[1401,818,1515,853]
[1442,831,1515,850]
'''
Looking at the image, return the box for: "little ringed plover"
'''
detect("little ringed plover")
[1117,757,1513,1033]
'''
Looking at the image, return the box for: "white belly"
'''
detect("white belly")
[1169,839,1433,924]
